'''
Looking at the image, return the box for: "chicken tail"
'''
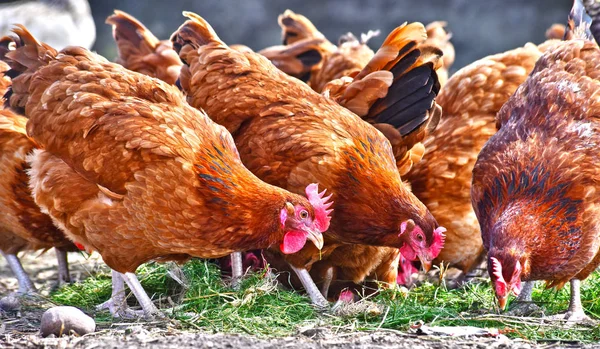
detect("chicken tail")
[259,38,331,82]
[106,10,182,85]
[107,10,159,55]
[0,26,57,114]
[278,10,325,45]
[565,0,594,41]
[171,12,225,52]
[323,22,443,175]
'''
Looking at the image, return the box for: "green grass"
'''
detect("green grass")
[50,260,600,342]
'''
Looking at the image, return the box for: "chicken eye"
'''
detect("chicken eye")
[416,234,424,242]
[300,210,308,219]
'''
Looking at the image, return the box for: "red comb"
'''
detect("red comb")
[490,257,504,282]
[305,183,333,231]
[430,226,446,258]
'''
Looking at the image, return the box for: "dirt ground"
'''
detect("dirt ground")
[0,252,592,349]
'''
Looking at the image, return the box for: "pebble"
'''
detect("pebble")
[40,306,96,337]
[0,294,21,312]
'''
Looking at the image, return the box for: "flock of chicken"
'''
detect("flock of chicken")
[0,0,599,325]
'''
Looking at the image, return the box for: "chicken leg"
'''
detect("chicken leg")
[120,272,162,319]
[506,281,540,316]
[230,252,243,290]
[55,248,71,286]
[561,279,594,323]
[320,266,334,298]
[289,264,329,308]
[97,270,160,319]
[0,250,35,294]
[97,270,142,319]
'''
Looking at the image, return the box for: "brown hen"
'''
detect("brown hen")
[2,26,331,318]
[472,0,600,322]
[0,47,76,293]
[405,41,555,279]
[172,12,445,306]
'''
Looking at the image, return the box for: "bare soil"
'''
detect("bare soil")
[0,253,590,349]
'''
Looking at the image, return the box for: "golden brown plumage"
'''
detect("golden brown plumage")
[2,26,330,316]
[172,12,445,304]
[106,10,182,85]
[472,0,600,319]
[0,43,76,292]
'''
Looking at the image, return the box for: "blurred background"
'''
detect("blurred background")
[1,0,571,72]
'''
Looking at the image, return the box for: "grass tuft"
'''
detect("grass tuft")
[51,260,600,342]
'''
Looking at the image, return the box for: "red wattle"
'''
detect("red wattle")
[280,231,308,254]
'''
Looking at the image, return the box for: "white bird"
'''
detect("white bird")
[0,0,96,50]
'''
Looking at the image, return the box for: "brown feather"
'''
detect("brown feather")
[106,10,182,85]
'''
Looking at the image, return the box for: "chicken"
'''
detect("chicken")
[472,0,600,322]
[172,12,445,306]
[1,26,331,318]
[261,12,453,296]
[0,0,95,50]
[0,42,76,294]
[404,41,554,279]
[106,10,182,85]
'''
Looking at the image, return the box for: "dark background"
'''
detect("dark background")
[87,0,570,72]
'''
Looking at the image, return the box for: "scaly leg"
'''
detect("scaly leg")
[289,264,328,309]
[320,266,333,298]
[507,281,540,316]
[562,279,594,323]
[55,248,71,286]
[230,252,243,290]
[97,269,145,319]
[0,250,36,294]
[121,272,162,319]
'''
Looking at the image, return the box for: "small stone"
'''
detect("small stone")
[0,295,21,312]
[40,306,96,337]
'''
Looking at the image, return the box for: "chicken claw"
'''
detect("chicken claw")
[547,279,596,325]
[97,270,162,319]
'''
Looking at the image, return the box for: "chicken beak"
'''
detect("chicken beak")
[419,256,432,273]
[306,228,324,250]
[498,296,508,310]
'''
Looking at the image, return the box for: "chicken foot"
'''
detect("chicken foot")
[97,270,161,319]
[506,281,541,316]
[289,264,329,309]
[230,252,243,290]
[121,272,163,319]
[0,250,36,294]
[55,248,71,286]
[97,270,142,319]
[548,279,595,324]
